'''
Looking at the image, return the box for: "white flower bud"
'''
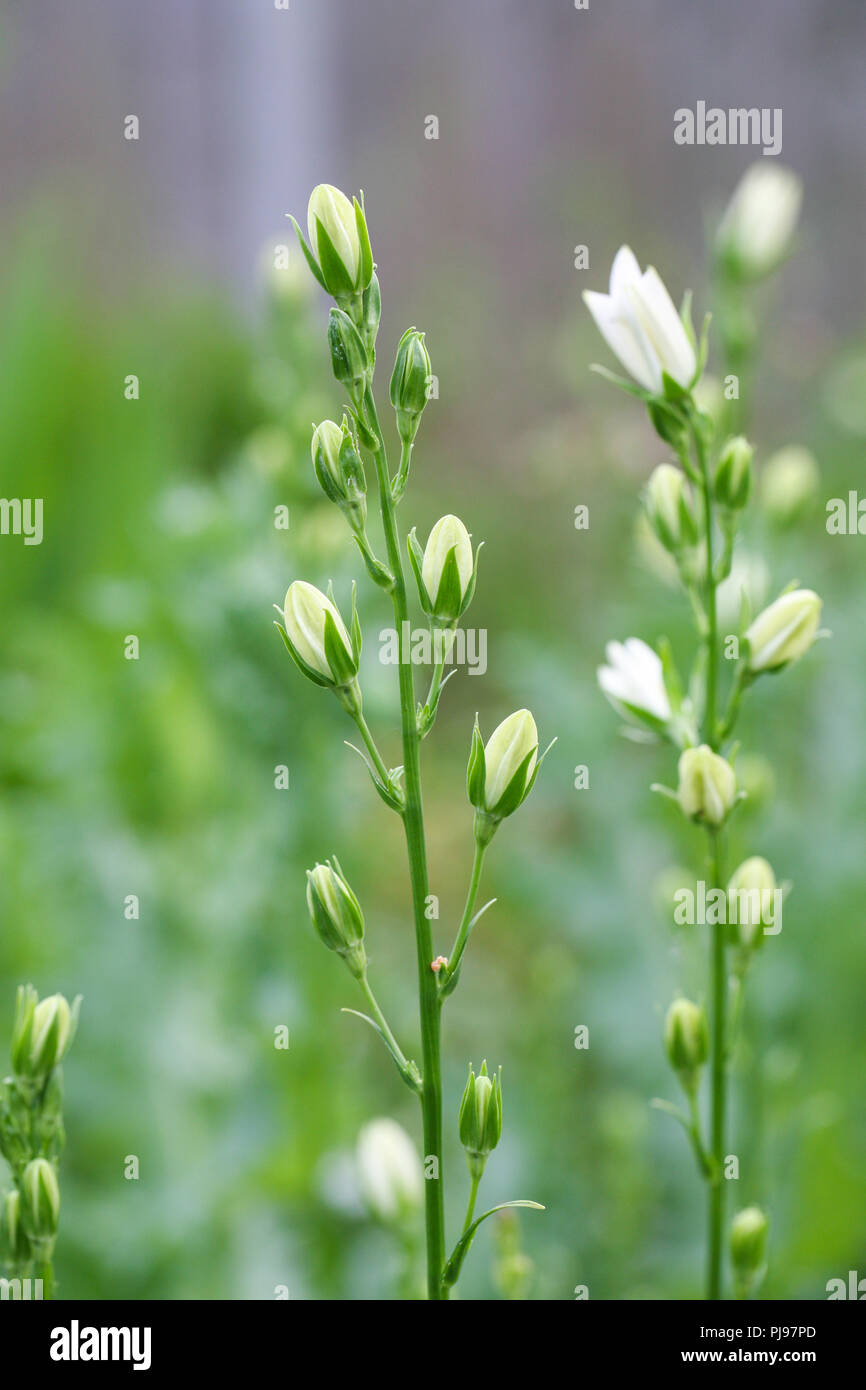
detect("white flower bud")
[664,997,709,1077]
[597,638,671,726]
[676,745,736,825]
[716,164,802,279]
[311,420,343,490]
[746,589,822,673]
[727,856,777,950]
[482,710,538,815]
[307,184,361,287]
[730,1205,769,1276]
[583,246,696,395]
[20,1158,60,1240]
[420,515,474,623]
[356,1118,423,1223]
[281,580,357,688]
[645,464,697,552]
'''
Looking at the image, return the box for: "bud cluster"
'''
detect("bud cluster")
[0,987,80,1285]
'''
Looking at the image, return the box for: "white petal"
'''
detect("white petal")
[583,290,660,393]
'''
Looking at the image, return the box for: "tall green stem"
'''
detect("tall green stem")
[694,422,718,748]
[706,828,726,1300]
[363,386,446,1300]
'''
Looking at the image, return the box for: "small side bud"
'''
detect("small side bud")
[644,464,697,553]
[745,589,822,673]
[664,997,709,1089]
[1,1188,29,1264]
[727,856,777,953]
[305,859,367,978]
[389,328,431,445]
[409,514,478,626]
[714,436,753,511]
[676,745,736,826]
[20,1158,60,1241]
[458,1061,502,1179]
[278,580,361,710]
[468,710,542,845]
[12,988,80,1080]
[311,418,367,532]
[328,307,369,403]
[730,1205,769,1293]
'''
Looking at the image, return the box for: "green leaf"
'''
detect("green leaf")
[341,1010,421,1092]
[441,1200,545,1289]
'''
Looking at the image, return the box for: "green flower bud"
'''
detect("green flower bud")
[676,745,736,826]
[759,446,819,527]
[328,307,369,402]
[714,436,754,510]
[20,1158,59,1241]
[305,859,367,978]
[408,514,478,626]
[467,709,541,844]
[1,1188,29,1264]
[389,328,431,444]
[299,183,373,299]
[745,588,822,673]
[311,418,367,531]
[664,997,709,1082]
[361,272,381,355]
[730,1205,769,1277]
[727,856,777,951]
[645,464,697,553]
[279,580,361,706]
[459,1061,502,1177]
[12,986,80,1080]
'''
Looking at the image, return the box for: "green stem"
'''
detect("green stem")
[363,384,446,1300]
[358,975,413,1078]
[693,421,718,748]
[461,1169,482,1239]
[443,841,486,987]
[351,709,392,790]
[706,826,727,1300]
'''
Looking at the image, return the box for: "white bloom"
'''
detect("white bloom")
[746,589,822,672]
[598,638,671,724]
[583,246,696,394]
[716,164,802,278]
[356,1118,423,1222]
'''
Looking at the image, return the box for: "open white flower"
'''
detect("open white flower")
[598,638,671,725]
[583,246,696,394]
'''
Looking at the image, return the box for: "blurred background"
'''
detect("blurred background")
[0,0,864,1299]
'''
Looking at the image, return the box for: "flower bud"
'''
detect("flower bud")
[311,418,366,531]
[716,163,802,280]
[1,1188,29,1263]
[12,987,79,1080]
[409,515,477,625]
[300,183,373,299]
[645,464,697,553]
[714,436,753,511]
[467,710,540,843]
[356,1118,423,1222]
[727,856,777,951]
[745,589,822,673]
[664,998,709,1082]
[458,1061,502,1177]
[389,328,431,444]
[279,580,360,704]
[676,745,736,825]
[20,1158,59,1241]
[328,307,369,402]
[597,637,671,729]
[759,445,819,526]
[730,1205,769,1277]
[305,858,366,978]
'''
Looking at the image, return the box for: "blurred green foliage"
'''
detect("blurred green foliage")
[0,202,864,1300]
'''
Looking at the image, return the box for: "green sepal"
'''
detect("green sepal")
[354,535,393,590]
[312,215,356,299]
[407,527,433,617]
[430,544,463,624]
[328,307,368,398]
[287,215,327,291]
[360,271,381,357]
[661,370,691,405]
[441,1201,545,1290]
[487,747,537,819]
[322,609,356,687]
[417,670,456,739]
[344,741,405,813]
[353,195,374,292]
[275,620,332,689]
[589,362,652,401]
[466,715,487,809]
